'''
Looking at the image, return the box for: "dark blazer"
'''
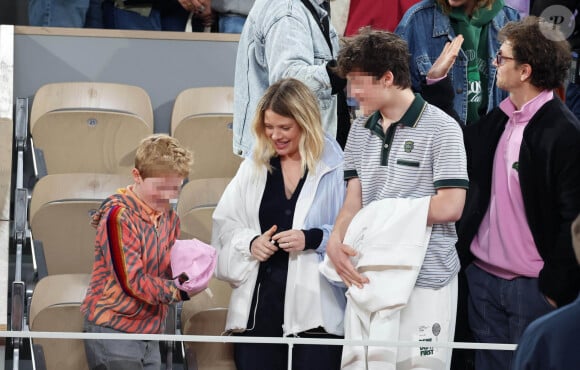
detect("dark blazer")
[456,98,580,306]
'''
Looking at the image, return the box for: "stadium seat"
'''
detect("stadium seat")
[29,273,91,370]
[171,87,242,180]
[181,278,234,370]
[176,173,234,369]
[176,177,231,244]
[30,82,153,174]
[29,173,131,275]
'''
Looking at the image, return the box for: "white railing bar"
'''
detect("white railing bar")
[0,331,518,351]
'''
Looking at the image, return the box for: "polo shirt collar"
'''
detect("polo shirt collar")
[499,89,553,125]
[364,94,427,133]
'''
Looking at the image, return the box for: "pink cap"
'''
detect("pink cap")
[171,239,217,294]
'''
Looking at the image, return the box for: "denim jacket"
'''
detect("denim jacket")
[233,0,339,157]
[395,0,519,125]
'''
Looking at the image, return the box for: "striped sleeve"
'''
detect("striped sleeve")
[432,119,469,189]
[106,206,183,304]
[343,116,366,180]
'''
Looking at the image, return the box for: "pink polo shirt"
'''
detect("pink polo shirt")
[470,90,553,279]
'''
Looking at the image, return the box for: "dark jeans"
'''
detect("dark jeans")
[466,263,555,370]
[102,0,204,31]
[28,0,103,27]
[217,14,246,33]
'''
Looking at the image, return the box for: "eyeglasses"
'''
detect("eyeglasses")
[495,53,516,66]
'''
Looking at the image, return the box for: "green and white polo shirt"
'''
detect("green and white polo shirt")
[344,94,469,289]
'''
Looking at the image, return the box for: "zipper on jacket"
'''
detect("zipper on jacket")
[245,282,261,332]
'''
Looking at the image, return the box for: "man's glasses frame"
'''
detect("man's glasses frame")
[495,53,516,66]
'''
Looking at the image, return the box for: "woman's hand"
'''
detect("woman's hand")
[427,35,464,80]
[250,225,278,262]
[272,229,306,253]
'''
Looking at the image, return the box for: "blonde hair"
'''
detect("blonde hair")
[436,0,495,14]
[134,134,193,179]
[251,78,324,175]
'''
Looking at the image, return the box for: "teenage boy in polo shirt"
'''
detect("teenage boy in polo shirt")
[326,28,468,370]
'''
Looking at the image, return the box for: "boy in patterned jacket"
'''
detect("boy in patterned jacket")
[81,134,193,370]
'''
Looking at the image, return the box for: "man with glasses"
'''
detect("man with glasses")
[453,16,580,370]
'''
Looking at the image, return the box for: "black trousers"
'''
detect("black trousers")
[234,263,342,370]
[234,330,343,370]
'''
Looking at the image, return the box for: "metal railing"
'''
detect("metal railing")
[0,330,517,370]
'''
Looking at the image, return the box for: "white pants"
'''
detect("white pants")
[342,276,458,370]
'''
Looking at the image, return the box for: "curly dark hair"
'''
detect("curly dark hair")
[499,16,571,90]
[336,28,412,89]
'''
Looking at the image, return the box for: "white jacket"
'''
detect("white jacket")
[320,197,432,369]
[212,135,346,336]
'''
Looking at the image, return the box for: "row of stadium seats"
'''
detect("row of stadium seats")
[31,82,242,178]
[24,82,239,370]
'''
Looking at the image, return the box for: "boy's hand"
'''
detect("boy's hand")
[250,225,278,262]
[326,234,369,288]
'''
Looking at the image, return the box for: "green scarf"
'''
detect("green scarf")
[448,0,504,124]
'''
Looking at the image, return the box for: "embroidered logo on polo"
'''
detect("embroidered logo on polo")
[404,141,414,153]
[512,162,519,172]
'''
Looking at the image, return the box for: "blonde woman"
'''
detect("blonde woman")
[213,78,346,370]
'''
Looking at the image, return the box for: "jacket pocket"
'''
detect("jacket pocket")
[100,279,145,319]
[415,54,435,77]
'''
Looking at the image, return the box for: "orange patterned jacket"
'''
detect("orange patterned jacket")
[81,187,186,334]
